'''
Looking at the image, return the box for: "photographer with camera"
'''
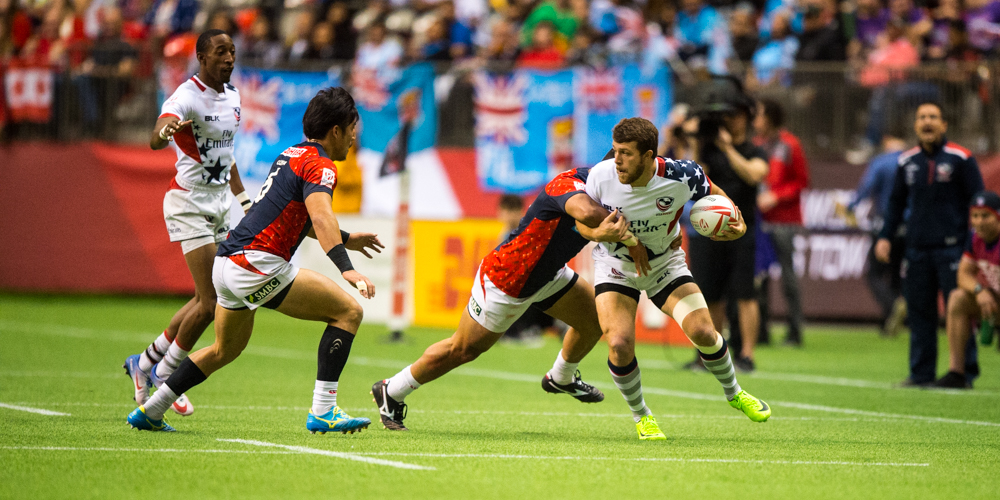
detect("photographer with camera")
[683,78,770,372]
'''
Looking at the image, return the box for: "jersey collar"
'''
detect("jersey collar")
[192,75,225,96]
[301,140,330,159]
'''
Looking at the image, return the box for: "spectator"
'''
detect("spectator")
[852,17,937,164]
[419,15,453,60]
[521,0,577,50]
[963,0,1000,57]
[852,0,890,54]
[675,0,731,74]
[755,98,809,347]
[934,191,999,389]
[686,78,770,372]
[875,102,984,387]
[437,1,474,59]
[796,1,847,61]
[729,2,758,64]
[888,0,932,42]
[286,9,317,61]
[478,17,520,61]
[845,133,909,336]
[517,20,564,68]
[325,1,358,59]
[927,0,963,60]
[0,0,34,58]
[748,11,798,90]
[145,0,198,39]
[604,0,645,57]
[236,15,283,67]
[355,18,404,82]
[205,9,236,36]
[74,6,137,136]
[299,21,337,61]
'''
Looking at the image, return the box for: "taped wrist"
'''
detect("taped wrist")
[236,191,251,208]
[340,229,350,244]
[159,124,171,141]
[327,244,354,273]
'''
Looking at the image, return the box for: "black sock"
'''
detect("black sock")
[317,325,355,382]
[164,358,208,395]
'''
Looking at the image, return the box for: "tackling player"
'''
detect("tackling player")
[371,165,648,431]
[123,29,249,416]
[584,118,770,440]
[127,87,383,433]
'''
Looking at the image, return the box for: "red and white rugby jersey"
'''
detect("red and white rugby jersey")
[160,75,241,189]
[585,156,712,261]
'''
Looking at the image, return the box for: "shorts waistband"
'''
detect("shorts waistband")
[174,176,230,192]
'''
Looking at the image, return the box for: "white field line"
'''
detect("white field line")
[216,439,434,470]
[0,403,70,416]
[5,320,1000,424]
[352,452,929,468]
[0,371,120,379]
[1,446,296,455]
[0,401,950,424]
[0,445,928,468]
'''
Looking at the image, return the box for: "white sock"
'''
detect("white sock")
[312,381,338,415]
[386,365,421,402]
[155,342,190,381]
[143,384,178,420]
[548,350,579,385]
[139,331,172,374]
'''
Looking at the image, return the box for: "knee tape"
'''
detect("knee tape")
[671,293,708,327]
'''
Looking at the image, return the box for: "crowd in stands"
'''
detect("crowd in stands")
[4,0,1000,76]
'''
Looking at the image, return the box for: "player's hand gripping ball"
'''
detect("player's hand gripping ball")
[690,195,737,238]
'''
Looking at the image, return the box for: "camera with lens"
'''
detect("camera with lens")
[691,76,756,144]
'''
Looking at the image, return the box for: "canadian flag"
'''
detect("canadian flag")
[4,61,54,123]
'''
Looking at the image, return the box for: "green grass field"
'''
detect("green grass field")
[2,294,999,499]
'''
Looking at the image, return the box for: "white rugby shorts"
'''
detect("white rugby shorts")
[593,247,693,299]
[164,181,232,244]
[468,264,577,333]
[213,251,300,311]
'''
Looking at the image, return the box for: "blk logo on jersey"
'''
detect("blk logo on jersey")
[656,197,674,212]
[205,115,220,121]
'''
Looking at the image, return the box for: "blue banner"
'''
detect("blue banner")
[354,62,437,155]
[232,68,341,181]
[573,63,672,168]
[473,69,574,194]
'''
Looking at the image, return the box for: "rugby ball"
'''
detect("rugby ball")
[690,195,736,237]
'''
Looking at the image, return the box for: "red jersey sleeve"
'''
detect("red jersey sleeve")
[300,157,338,199]
[544,169,588,211]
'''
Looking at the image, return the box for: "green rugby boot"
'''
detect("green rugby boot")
[635,415,666,440]
[729,390,771,422]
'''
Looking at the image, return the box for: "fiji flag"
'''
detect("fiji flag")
[380,120,411,177]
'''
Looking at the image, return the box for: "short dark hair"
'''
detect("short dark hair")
[302,87,359,140]
[613,117,658,157]
[759,98,784,128]
[498,194,523,211]
[916,101,944,118]
[196,29,229,56]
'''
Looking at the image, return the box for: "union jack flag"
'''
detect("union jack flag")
[579,67,622,113]
[232,72,281,142]
[352,66,391,111]
[473,72,528,146]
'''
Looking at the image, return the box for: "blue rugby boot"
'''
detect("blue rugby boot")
[127,406,176,432]
[307,407,371,434]
[123,354,150,406]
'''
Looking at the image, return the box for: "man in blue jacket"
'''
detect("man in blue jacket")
[875,102,984,387]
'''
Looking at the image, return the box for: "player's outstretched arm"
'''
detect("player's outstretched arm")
[304,192,375,299]
[150,116,192,150]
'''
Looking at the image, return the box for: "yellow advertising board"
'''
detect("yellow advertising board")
[412,219,504,328]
